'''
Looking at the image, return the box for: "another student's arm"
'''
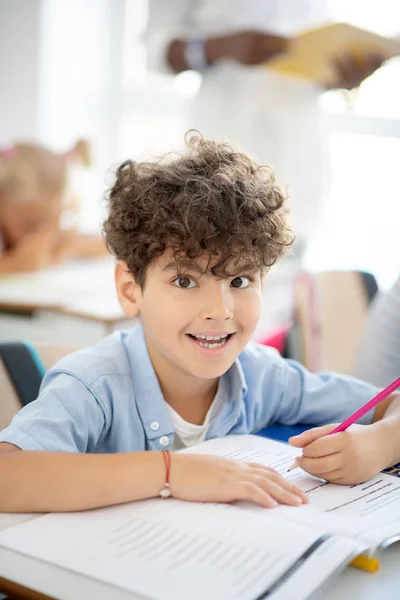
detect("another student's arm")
[0,253,17,274]
[0,443,308,513]
[0,229,68,273]
[70,234,108,258]
[54,231,108,260]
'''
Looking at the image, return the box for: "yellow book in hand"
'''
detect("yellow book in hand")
[268,22,400,86]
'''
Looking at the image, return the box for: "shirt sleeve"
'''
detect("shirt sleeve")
[0,371,108,452]
[270,357,379,427]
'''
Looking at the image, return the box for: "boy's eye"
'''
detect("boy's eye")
[172,276,197,289]
[231,276,251,289]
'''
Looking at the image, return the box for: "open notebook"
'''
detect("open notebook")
[0,435,399,600]
[268,22,400,86]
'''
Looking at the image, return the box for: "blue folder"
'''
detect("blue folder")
[257,424,311,443]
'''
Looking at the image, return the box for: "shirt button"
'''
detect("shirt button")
[159,436,169,447]
[150,421,160,431]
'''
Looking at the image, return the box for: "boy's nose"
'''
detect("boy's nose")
[199,287,234,321]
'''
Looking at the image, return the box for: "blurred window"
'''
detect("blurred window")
[305,0,400,288]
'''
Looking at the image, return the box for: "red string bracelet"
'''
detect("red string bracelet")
[160,450,172,498]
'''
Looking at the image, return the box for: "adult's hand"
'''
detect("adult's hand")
[168,30,289,73]
[328,51,385,90]
[222,30,290,65]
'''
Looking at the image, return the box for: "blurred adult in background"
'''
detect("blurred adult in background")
[146,0,384,256]
[354,275,400,387]
[0,140,107,274]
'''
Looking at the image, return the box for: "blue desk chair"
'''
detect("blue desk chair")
[0,341,77,429]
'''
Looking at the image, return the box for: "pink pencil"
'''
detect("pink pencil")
[330,376,400,433]
[288,376,400,471]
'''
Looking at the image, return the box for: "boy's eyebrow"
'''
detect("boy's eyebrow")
[162,261,204,274]
[162,260,260,276]
[231,264,260,275]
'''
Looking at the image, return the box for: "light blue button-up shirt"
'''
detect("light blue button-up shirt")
[0,322,378,453]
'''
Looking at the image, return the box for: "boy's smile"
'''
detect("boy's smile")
[116,249,263,413]
[186,331,237,355]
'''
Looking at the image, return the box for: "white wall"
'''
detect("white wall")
[38,0,125,170]
[0,0,125,171]
[0,0,42,144]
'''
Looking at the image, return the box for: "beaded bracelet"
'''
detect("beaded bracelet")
[160,450,172,498]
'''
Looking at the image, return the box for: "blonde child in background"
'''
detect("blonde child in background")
[0,139,107,274]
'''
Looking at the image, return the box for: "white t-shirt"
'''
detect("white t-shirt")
[166,375,228,450]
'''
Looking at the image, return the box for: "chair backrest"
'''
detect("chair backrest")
[294,270,378,373]
[0,342,79,431]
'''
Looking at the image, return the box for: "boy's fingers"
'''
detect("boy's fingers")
[249,468,309,503]
[257,478,303,506]
[247,462,277,473]
[297,453,341,476]
[289,424,339,448]
[301,432,345,459]
[236,481,278,508]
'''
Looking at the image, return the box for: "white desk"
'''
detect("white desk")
[0,513,398,600]
[0,259,135,345]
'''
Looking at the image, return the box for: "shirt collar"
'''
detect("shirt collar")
[123,322,174,443]
[123,321,248,444]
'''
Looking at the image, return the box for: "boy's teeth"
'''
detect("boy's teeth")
[194,334,228,341]
[191,333,230,348]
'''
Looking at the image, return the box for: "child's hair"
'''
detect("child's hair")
[0,139,90,205]
[104,133,294,287]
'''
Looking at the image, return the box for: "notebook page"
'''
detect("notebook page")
[185,435,400,552]
[0,492,361,600]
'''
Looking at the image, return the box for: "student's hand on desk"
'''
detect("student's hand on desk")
[289,423,391,485]
[327,51,384,90]
[171,454,309,508]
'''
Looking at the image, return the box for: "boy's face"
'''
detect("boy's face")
[116,249,263,384]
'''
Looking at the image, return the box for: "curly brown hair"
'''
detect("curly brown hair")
[103,133,294,287]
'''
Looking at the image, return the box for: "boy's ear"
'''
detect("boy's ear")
[115,261,142,317]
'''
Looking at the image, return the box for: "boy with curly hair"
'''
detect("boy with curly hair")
[0,135,399,513]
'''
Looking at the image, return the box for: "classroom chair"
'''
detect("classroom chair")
[0,341,78,430]
[292,270,378,373]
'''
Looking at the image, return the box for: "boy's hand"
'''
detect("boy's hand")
[289,423,391,485]
[170,453,309,508]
